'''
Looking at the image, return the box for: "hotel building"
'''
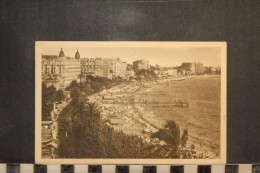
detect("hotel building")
[180,62,203,75]
[195,62,204,74]
[81,57,127,79]
[42,48,81,89]
[110,58,127,78]
[80,57,112,78]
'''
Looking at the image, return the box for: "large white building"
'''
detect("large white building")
[80,57,127,79]
[42,48,81,89]
[110,58,127,78]
[179,62,204,75]
[80,57,112,78]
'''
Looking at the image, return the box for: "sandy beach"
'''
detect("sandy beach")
[88,75,221,156]
[135,75,221,156]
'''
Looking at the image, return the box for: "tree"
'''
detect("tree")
[85,102,100,118]
[148,69,157,78]
[136,69,146,76]
[136,69,157,80]
[150,64,160,71]
[70,86,81,101]
[56,89,65,102]
[42,83,67,121]
[42,83,57,121]
[151,120,188,157]
[155,64,160,70]
[180,129,188,147]
[67,80,79,90]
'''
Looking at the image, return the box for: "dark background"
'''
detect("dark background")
[0,1,259,163]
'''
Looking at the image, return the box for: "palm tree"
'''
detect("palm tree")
[165,120,181,147]
[85,102,100,117]
[151,120,188,157]
[180,129,188,147]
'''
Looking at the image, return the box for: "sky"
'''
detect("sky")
[41,46,221,67]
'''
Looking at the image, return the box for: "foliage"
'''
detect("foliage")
[42,83,65,121]
[135,69,157,80]
[151,120,189,158]
[203,67,221,75]
[56,89,66,102]
[85,102,100,117]
[57,101,161,158]
[57,80,171,158]
[66,80,79,90]
[68,76,126,99]
[57,78,209,159]
[180,129,188,147]
[150,64,160,71]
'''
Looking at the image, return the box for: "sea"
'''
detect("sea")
[134,76,221,156]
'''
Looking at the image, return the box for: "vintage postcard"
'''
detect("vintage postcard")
[35,42,226,164]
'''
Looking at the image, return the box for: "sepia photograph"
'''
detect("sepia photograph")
[35,42,226,164]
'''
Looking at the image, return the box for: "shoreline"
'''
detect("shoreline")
[88,75,220,158]
[136,75,221,157]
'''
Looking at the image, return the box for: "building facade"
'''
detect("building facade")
[80,57,112,78]
[133,59,150,72]
[80,57,127,79]
[195,62,203,74]
[180,62,203,75]
[110,58,127,78]
[159,67,178,77]
[42,49,81,89]
[190,62,196,74]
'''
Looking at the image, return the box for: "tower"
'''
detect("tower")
[75,49,80,59]
[59,48,65,57]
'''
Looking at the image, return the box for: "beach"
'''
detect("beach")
[89,75,221,157]
[135,75,221,156]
